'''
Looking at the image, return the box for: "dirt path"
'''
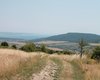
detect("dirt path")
[30,55,84,80]
[30,60,58,80]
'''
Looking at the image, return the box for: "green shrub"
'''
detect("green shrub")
[1,42,9,47]
[57,52,62,55]
[47,49,54,54]
[20,43,36,52]
[91,47,100,61]
[63,50,74,55]
[11,45,17,49]
[35,46,41,51]
[40,44,46,52]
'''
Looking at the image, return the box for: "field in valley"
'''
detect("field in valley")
[0,49,100,80]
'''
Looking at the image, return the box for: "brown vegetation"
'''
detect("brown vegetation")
[0,49,100,80]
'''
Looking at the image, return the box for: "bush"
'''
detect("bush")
[20,43,36,52]
[63,50,74,55]
[11,45,17,49]
[40,44,46,52]
[47,49,54,54]
[91,47,100,61]
[35,46,41,51]
[1,42,9,47]
[57,51,62,55]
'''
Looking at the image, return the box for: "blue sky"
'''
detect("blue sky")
[0,0,100,35]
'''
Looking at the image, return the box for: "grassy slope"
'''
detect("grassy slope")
[70,60,85,80]
[0,49,48,80]
[0,49,100,80]
[18,55,48,79]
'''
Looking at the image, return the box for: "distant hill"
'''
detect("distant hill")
[0,32,47,40]
[35,33,100,43]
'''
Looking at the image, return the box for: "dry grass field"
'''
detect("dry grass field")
[0,49,100,80]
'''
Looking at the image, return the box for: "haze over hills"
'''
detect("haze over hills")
[0,32,47,40]
[0,32,100,43]
[35,33,100,43]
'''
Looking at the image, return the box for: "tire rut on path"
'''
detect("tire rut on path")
[30,60,58,80]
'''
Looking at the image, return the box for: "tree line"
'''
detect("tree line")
[0,40,100,61]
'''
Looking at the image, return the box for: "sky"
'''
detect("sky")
[0,0,100,35]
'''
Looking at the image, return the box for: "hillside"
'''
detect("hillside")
[35,33,100,43]
[0,49,100,80]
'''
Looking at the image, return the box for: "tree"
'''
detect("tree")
[78,39,87,58]
[91,47,100,62]
[20,43,36,52]
[12,45,17,49]
[1,42,9,47]
[40,44,46,52]
[47,49,54,54]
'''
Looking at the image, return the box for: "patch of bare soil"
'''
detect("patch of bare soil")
[30,61,58,80]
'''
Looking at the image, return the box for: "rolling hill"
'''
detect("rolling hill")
[35,33,100,43]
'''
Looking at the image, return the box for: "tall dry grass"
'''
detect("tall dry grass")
[0,49,29,77]
[0,49,100,80]
[57,54,100,80]
[69,55,100,80]
[81,58,100,80]
[0,49,48,80]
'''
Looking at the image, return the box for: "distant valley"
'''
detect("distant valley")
[34,33,100,51]
[0,32,100,51]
